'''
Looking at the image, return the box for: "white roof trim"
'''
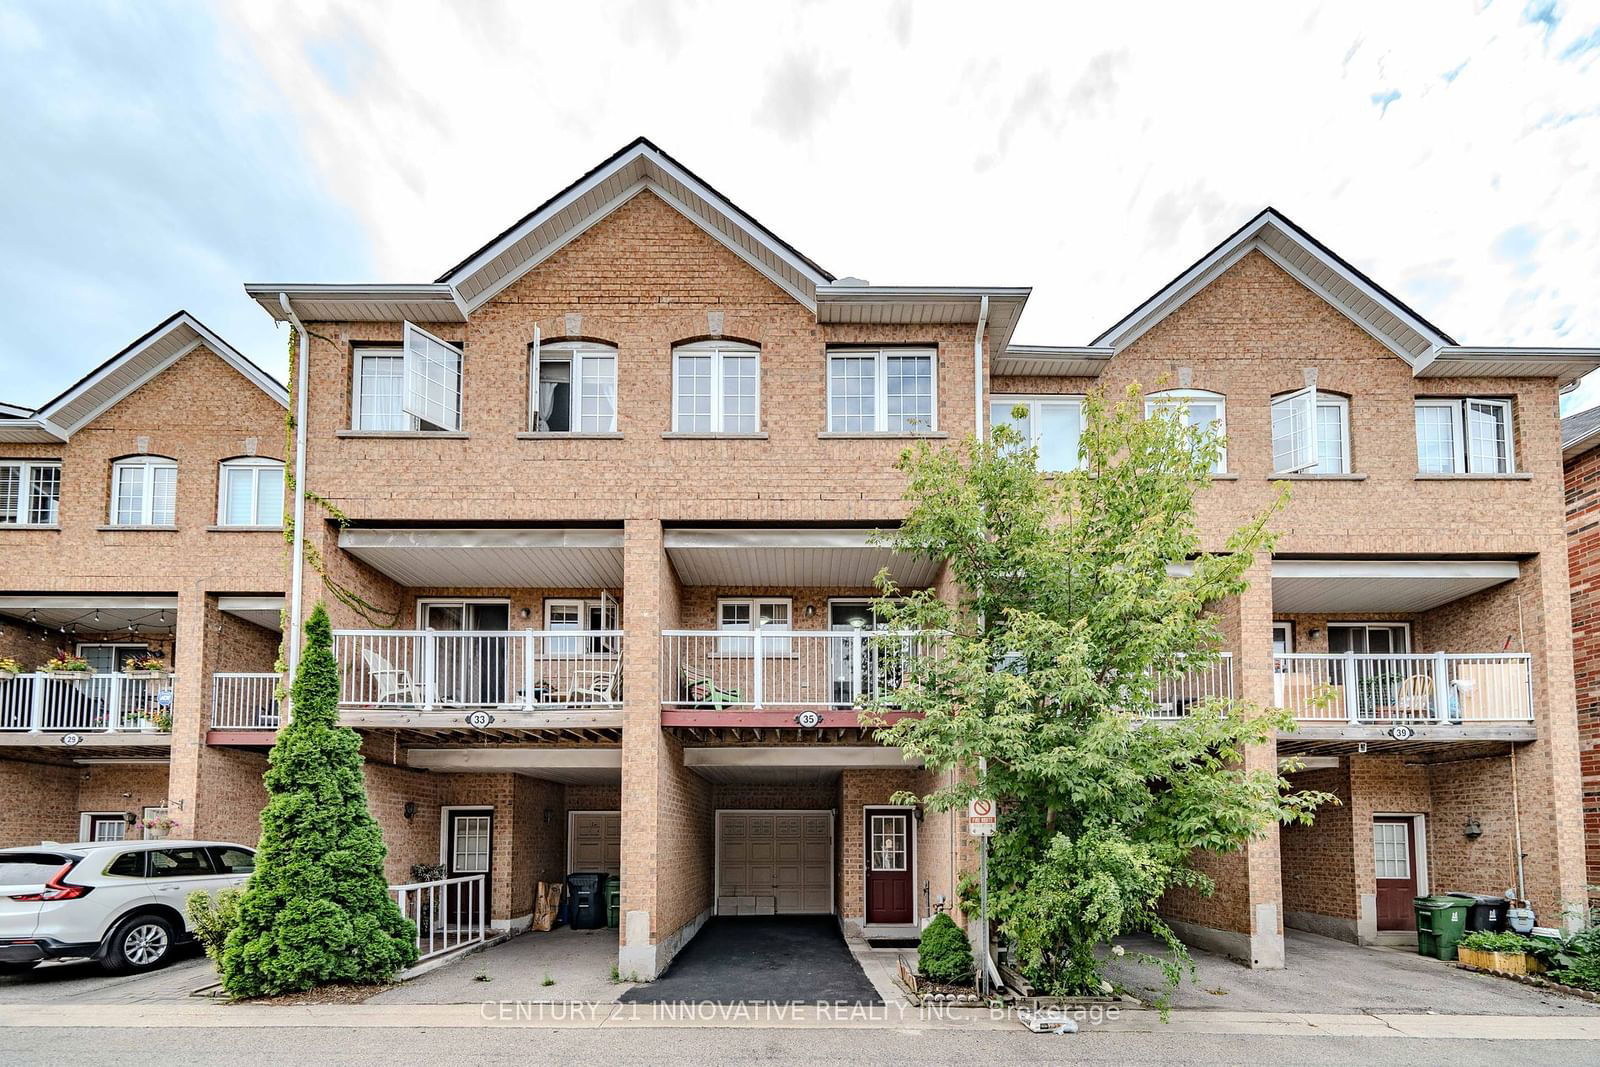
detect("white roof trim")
[0,595,180,612]
[664,528,887,551]
[1271,559,1519,582]
[683,747,922,770]
[1094,209,1454,364]
[1414,346,1600,386]
[338,526,623,553]
[994,345,1115,377]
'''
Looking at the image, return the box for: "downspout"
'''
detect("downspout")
[973,295,989,438]
[279,293,312,686]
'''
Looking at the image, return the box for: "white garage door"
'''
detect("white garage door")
[568,811,621,876]
[716,810,832,915]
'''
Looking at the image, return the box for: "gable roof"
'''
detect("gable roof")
[0,311,286,443]
[1092,207,1458,362]
[1563,406,1600,460]
[437,137,835,312]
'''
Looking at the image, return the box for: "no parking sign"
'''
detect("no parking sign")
[967,796,997,836]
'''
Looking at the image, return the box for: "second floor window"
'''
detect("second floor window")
[352,322,463,432]
[218,458,285,527]
[1145,389,1226,473]
[111,456,177,525]
[673,341,759,433]
[0,460,62,526]
[990,396,1084,471]
[1415,398,1514,474]
[531,341,617,433]
[1271,389,1350,474]
[828,348,937,433]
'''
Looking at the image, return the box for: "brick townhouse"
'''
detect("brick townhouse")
[4,138,1595,979]
[1562,407,1600,896]
[0,312,286,849]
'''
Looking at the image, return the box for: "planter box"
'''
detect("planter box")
[1459,947,1545,976]
[43,670,93,678]
[125,670,166,678]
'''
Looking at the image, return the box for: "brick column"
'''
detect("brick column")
[1234,556,1286,967]
[164,583,212,838]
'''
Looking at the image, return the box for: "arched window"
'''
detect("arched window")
[1145,389,1227,473]
[110,455,178,526]
[217,457,285,527]
[1271,389,1350,474]
[673,341,760,434]
[530,340,618,433]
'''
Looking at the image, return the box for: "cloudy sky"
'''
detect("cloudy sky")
[2,0,1597,412]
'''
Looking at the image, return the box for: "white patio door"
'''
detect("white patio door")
[419,600,510,704]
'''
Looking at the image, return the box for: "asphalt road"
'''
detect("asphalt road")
[1,1025,1595,1065]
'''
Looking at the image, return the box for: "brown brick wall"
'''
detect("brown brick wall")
[1565,441,1600,890]
[837,768,920,921]
[1280,764,1357,922]
[0,760,84,846]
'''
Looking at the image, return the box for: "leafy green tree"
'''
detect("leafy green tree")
[220,603,417,997]
[866,384,1331,999]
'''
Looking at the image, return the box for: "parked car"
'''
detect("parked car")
[0,840,256,975]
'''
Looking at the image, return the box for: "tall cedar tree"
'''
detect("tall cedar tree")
[220,603,417,997]
[865,384,1332,999]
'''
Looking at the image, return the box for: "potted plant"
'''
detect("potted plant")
[1457,931,1545,976]
[140,811,180,839]
[125,654,167,677]
[140,709,173,733]
[0,657,23,678]
[42,651,92,677]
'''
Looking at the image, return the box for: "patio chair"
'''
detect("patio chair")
[360,649,417,705]
[1393,674,1434,720]
[680,664,742,711]
[560,663,623,705]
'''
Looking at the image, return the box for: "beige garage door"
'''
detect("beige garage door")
[568,811,621,876]
[716,810,832,915]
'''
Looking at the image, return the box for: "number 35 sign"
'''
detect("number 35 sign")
[967,796,997,836]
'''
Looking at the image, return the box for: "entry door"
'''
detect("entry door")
[1373,817,1419,931]
[446,809,493,925]
[569,811,621,876]
[865,811,914,925]
[422,601,510,704]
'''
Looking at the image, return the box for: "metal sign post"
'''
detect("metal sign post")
[968,796,996,998]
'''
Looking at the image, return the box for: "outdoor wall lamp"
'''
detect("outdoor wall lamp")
[913,805,925,824]
[403,801,418,821]
[543,808,553,825]
[1308,627,1322,640]
[1464,816,1483,840]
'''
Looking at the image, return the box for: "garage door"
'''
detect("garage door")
[569,811,621,876]
[716,810,832,915]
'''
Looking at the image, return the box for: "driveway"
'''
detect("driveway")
[1103,930,1600,1015]
[620,916,882,1005]
[0,944,213,1004]
[370,927,623,1004]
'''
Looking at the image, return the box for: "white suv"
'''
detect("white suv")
[0,840,255,975]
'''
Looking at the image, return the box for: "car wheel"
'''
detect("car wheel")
[102,914,176,973]
[0,961,39,976]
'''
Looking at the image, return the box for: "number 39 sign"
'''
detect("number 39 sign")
[967,797,997,836]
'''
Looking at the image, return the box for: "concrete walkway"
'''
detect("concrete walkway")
[0,946,215,1005]
[370,927,625,1005]
[1103,930,1600,1015]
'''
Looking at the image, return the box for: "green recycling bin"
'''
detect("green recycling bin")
[606,882,621,929]
[1414,895,1468,960]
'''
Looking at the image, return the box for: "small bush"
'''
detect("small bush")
[186,889,244,961]
[917,913,974,985]
[1460,931,1536,953]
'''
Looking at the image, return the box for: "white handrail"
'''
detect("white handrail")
[660,629,934,709]
[1272,652,1533,723]
[332,630,623,711]
[390,873,487,962]
[0,672,176,733]
[210,672,282,729]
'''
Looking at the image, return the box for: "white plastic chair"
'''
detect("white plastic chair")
[361,649,417,705]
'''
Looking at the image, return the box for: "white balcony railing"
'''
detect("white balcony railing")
[1146,654,1234,719]
[210,672,282,730]
[333,630,623,711]
[391,873,487,963]
[1273,653,1533,724]
[661,629,937,709]
[0,672,175,733]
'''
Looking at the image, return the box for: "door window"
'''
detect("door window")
[1271,623,1294,656]
[210,847,257,874]
[150,847,217,877]
[870,815,907,872]
[451,814,491,874]
[84,814,127,841]
[1373,821,1411,880]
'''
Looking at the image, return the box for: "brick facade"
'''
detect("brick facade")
[1565,439,1600,892]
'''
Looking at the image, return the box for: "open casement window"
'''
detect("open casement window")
[827,348,937,433]
[0,460,61,526]
[217,457,285,527]
[717,597,793,655]
[1145,390,1226,473]
[401,322,464,432]
[544,594,619,655]
[529,333,618,433]
[989,396,1084,471]
[110,456,177,525]
[1271,389,1350,474]
[673,341,760,433]
[1414,398,1513,474]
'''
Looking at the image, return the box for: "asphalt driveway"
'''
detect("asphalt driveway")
[619,916,882,1005]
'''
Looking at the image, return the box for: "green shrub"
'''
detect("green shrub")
[1460,931,1536,953]
[218,603,418,998]
[186,889,243,961]
[917,913,974,985]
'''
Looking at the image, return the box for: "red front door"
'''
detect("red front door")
[1374,817,1419,931]
[865,811,913,925]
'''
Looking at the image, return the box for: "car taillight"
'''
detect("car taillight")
[9,862,92,901]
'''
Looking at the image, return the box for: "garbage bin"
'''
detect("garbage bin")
[606,882,621,929]
[567,872,610,931]
[1446,892,1507,933]
[1414,895,1468,960]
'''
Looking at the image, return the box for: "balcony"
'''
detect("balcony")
[1274,652,1535,747]
[0,672,175,743]
[332,629,624,729]
[1146,654,1235,719]
[210,672,283,730]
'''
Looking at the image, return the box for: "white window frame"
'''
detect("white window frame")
[109,455,178,526]
[402,321,465,432]
[672,340,761,434]
[0,460,62,526]
[827,348,938,433]
[543,596,620,656]
[1326,621,1412,654]
[79,812,128,842]
[351,346,410,431]
[1145,389,1227,473]
[717,597,793,655]
[1271,389,1351,474]
[76,643,152,672]
[1414,398,1515,474]
[216,457,284,528]
[989,394,1086,471]
[529,338,619,433]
